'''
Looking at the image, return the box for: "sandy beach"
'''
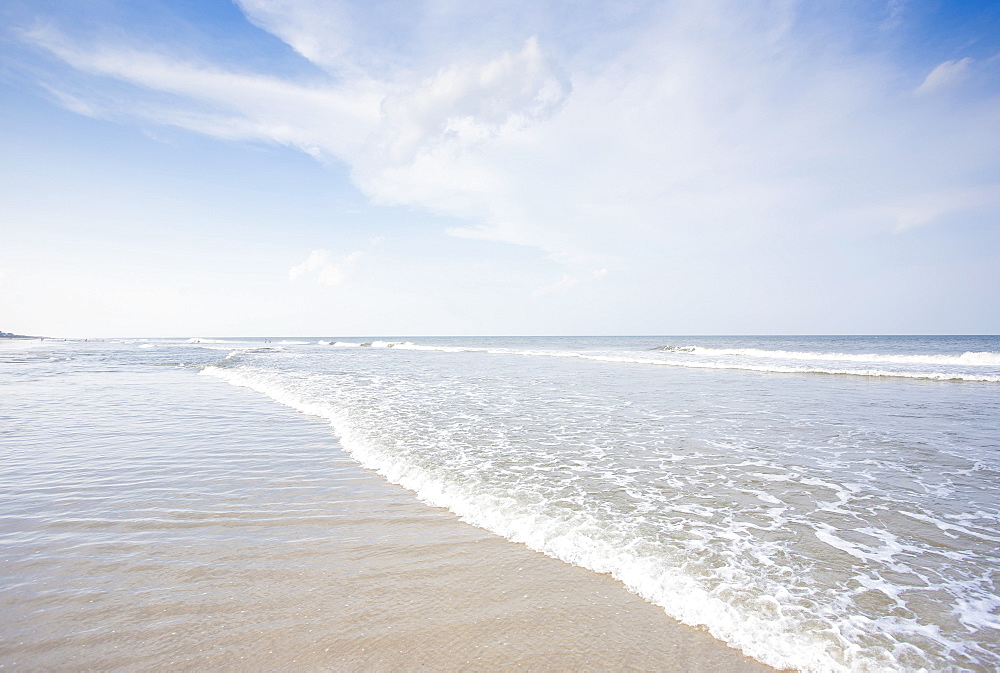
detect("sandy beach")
[0,357,769,671]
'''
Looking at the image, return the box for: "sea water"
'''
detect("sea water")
[3,335,999,671]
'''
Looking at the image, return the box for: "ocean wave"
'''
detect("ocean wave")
[385,343,1000,382]
[655,345,1000,367]
[193,338,1000,670]
[607,356,1000,382]
[391,343,486,353]
[224,346,284,359]
[200,364,858,671]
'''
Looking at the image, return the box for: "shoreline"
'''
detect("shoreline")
[1,362,772,671]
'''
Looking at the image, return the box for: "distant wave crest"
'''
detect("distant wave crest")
[387,342,1000,382]
[654,345,1000,367]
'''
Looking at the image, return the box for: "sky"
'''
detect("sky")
[1,0,998,337]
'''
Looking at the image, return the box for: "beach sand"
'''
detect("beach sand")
[0,362,771,671]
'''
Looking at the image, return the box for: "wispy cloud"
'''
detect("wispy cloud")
[18,1,1000,282]
[289,249,363,286]
[916,57,974,95]
[235,0,357,73]
[24,24,382,157]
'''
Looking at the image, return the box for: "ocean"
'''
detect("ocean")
[2,335,998,671]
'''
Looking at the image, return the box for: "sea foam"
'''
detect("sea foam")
[384,342,1000,382]
[202,357,998,671]
[194,336,1000,671]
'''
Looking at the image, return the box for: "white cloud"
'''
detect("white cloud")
[372,37,569,165]
[288,249,329,280]
[289,249,363,285]
[916,57,974,95]
[25,26,573,254]
[24,25,383,158]
[235,0,355,72]
[20,2,1000,301]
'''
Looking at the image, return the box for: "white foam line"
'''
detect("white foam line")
[201,364,869,672]
[899,510,1000,543]
[387,343,1000,382]
[660,346,1000,367]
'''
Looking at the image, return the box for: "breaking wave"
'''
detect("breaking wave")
[384,342,1000,382]
[654,345,1000,367]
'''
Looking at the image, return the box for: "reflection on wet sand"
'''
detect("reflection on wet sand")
[0,369,768,671]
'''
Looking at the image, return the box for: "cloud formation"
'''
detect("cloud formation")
[916,57,974,95]
[16,0,1000,317]
[290,249,363,285]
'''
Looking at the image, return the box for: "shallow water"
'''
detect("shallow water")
[3,335,999,671]
[0,343,766,670]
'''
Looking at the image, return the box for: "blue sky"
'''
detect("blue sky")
[1,0,998,337]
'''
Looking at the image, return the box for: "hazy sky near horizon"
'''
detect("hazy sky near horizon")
[2,0,999,337]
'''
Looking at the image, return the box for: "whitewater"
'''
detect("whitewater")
[5,335,999,671]
[196,334,1000,671]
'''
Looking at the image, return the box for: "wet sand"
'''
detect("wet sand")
[0,365,772,671]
